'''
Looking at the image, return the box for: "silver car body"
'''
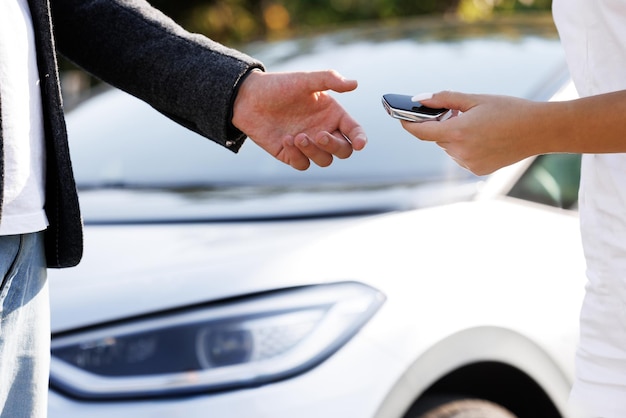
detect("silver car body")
[48,15,585,418]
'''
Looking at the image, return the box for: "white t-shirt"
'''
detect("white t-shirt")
[0,0,48,235]
[553,1,626,416]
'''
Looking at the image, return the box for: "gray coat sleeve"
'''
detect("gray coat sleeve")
[50,0,265,152]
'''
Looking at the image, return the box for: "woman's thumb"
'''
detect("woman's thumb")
[413,91,472,112]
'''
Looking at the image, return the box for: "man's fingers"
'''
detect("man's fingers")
[326,73,358,93]
[281,134,311,171]
[337,113,368,151]
[300,70,358,93]
[312,131,354,160]
[294,133,334,168]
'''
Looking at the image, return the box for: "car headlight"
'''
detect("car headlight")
[50,281,385,399]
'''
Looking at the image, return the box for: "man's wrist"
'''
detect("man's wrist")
[232,68,264,132]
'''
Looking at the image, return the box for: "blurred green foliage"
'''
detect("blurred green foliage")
[148,0,552,44]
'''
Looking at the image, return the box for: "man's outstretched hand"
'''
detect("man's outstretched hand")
[232,70,368,170]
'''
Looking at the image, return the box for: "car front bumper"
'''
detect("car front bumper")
[48,330,404,418]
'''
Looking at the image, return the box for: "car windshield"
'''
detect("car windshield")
[67,17,566,191]
[508,153,581,210]
[65,17,570,222]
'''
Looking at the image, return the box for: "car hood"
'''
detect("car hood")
[76,181,479,223]
[48,214,360,332]
[49,197,585,334]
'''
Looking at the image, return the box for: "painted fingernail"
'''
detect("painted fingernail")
[411,92,433,102]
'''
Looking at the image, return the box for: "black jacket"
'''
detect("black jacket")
[5,0,263,268]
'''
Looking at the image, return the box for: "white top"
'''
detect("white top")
[553,1,626,416]
[0,0,48,235]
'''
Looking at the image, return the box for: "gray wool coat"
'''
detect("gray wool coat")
[2,0,264,268]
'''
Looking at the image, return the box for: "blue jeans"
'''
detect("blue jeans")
[0,232,49,418]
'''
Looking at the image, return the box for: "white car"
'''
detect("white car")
[48,15,585,418]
